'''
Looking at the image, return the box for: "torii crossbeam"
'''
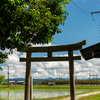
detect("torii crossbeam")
[17,40,86,100]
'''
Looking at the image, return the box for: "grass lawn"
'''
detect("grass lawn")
[34,85,100,90]
[0,85,100,90]
[0,85,25,91]
[78,93,100,100]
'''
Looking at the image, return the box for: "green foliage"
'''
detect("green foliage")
[33,81,39,85]
[0,52,8,70]
[0,85,25,90]
[0,67,3,71]
[40,79,100,85]
[0,0,70,51]
[0,52,8,64]
[40,80,70,85]
[78,93,100,100]
[0,74,5,83]
[3,82,8,85]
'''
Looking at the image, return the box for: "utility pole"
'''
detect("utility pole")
[59,75,60,85]
[89,70,90,86]
[75,76,77,85]
[96,76,98,85]
[75,76,77,80]
[91,11,100,14]
[59,69,60,85]
[90,74,98,85]
[8,65,9,87]
[89,71,97,86]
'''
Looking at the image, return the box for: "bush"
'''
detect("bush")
[3,82,8,85]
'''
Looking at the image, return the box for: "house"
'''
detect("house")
[48,82,56,85]
[9,81,25,85]
[17,81,25,85]
[9,81,16,85]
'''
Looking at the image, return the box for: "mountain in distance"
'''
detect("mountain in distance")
[5,77,97,82]
[5,78,25,82]
[5,77,69,82]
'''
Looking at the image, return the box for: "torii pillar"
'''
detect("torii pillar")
[18,40,86,100]
[68,50,75,100]
[25,52,31,100]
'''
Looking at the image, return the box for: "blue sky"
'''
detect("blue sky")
[52,0,100,47]
[1,0,100,80]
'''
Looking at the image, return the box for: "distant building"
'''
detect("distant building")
[17,81,25,85]
[9,81,16,85]
[9,81,25,85]
[48,82,56,85]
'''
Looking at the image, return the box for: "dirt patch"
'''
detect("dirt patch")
[5,88,9,90]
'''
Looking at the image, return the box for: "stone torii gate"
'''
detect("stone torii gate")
[17,40,86,100]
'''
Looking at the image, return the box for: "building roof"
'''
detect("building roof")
[9,81,16,83]
[80,43,100,60]
[17,81,25,83]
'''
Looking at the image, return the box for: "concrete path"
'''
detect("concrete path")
[55,91,100,100]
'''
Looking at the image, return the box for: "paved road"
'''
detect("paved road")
[55,91,100,100]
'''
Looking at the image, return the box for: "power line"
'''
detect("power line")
[71,0,90,15]
[92,14,100,30]
[91,12,100,41]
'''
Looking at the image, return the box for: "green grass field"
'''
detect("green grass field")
[0,85,25,91]
[34,85,100,90]
[78,93,100,100]
[0,85,100,90]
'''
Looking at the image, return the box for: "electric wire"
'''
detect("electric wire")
[71,0,90,15]
[91,13,99,21]
[92,14,100,41]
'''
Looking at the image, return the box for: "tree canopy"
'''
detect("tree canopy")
[0,52,8,70]
[0,0,71,51]
[0,52,8,64]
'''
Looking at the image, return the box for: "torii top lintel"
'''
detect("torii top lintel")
[18,40,86,52]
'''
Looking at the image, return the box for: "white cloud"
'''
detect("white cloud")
[82,0,85,2]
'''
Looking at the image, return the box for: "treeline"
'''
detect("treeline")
[37,79,100,85]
